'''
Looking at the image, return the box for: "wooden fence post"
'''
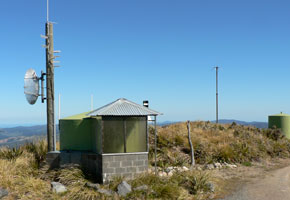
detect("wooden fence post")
[187,120,195,167]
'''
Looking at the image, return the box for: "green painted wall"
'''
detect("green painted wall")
[126,117,146,152]
[60,118,93,151]
[268,113,290,139]
[102,116,147,153]
[91,117,102,153]
[60,113,147,153]
[103,117,125,153]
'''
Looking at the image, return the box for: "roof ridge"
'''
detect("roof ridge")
[87,98,162,116]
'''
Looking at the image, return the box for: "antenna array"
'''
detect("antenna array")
[24,0,61,152]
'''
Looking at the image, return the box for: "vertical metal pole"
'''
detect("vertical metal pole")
[54,106,56,151]
[91,94,93,111]
[215,66,219,124]
[47,0,49,22]
[154,116,157,175]
[143,101,149,153]
[58,94,61,120]
[146,116,149,152]
[46,22,55,152]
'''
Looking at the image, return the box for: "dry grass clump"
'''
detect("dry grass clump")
[0,150,53,199]
[0,122,289,199]
[126,170,211,199]
[150,121,290,167]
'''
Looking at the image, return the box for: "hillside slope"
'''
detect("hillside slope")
[0,121,288,199]
[149,121,290,167]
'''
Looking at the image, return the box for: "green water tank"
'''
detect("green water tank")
[268,113,290,139]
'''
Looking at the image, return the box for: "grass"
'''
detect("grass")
[150,121,290,168]
[127,170,211,199]
[0,121,290,199]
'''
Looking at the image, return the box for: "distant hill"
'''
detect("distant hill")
[159,120,268,129]
[0,125,59,137]
[216,119,268,129]
[0,125,59,147]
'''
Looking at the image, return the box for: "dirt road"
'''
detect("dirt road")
[220,165,290,200]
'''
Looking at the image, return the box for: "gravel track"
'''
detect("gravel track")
[220,165,290,200]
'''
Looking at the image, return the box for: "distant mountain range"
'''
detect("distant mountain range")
[159,119,268,129]
[216,119,268,129]
[0,125,59,147]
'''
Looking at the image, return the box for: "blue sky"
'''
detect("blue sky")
[0,0,290,126]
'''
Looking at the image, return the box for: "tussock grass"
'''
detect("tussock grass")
[150,121,290,167]
[0,146,24,160]
[23,140,48,168]
[0,121,289,199]
[126,170,211,199]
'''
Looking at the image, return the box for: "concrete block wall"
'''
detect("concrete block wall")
[46,151,148,183]
[102,153,148,182]
[81,153,103,182]
[46,151,60,169]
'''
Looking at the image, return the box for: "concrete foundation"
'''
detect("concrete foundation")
[46,151,148,183]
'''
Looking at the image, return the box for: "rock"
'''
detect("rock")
[167,171,174,177]
[225,163,237,169]
[197,166,202,171]
[214,163,222,169]
[165,167,173,173]
[0,188,8,199]
[158,171,167,177]
[205,164,215,170]
[176,167,182,172]
[117,181,132,197]
[182,166,189,171]
[51,182,67,194]
[97,188,113,196]
[85,182,100,190]
[206,182,215,193]
[134,185,148,191]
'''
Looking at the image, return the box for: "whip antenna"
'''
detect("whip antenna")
[47,0,49,22]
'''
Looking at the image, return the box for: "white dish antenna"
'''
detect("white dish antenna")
[24,68,40,105]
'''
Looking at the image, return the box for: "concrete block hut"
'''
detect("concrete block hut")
[47,98,161,183]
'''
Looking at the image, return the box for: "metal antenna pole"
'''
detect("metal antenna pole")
[154,116,157,175]
[91,94,93,111]
[46,22,55,152]
[58,94,61,120]
[214,66,219,124]
[47,0,49,22]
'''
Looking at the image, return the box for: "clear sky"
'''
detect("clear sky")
[1,0,290,126]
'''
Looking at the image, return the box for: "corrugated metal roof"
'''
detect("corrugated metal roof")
[87,98,162,116]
